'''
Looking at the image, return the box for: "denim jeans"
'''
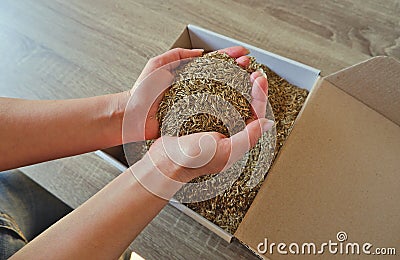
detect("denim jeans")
[0,171,71,259]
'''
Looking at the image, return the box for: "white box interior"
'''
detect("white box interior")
[188,24,320,91]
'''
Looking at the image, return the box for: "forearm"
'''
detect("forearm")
[0,92,129,171]
[11,157,182,260]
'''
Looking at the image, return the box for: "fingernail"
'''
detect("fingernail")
[193,48,204,52]
[257,68,267,78]
[236,56,250,66]
[243,47,250,54]
[262,119,275,132]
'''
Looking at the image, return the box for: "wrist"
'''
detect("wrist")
[106,91,130,146]
[141,153,186,183]
[129,154,186,200]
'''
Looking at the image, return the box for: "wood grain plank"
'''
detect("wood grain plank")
[21,153,119,208]
[129,0,384,74]
[0,0,183,98]
[131,206,258,260]
[0,25,116,99]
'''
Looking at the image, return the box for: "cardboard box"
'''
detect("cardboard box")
[100,25,400,259]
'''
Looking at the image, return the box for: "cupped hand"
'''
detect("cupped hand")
[144,67,274,183]
[123,46,253,143]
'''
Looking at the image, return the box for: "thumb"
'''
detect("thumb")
[222,118,274,170]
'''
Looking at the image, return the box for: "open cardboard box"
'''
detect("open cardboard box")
[99,25,400,258]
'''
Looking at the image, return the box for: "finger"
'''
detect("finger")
[236,56,251,68]
[250,70,268,119]
[137,48,204,83]
[167,48,204,61]
[250,70,263,83]
[162,132,220,169]
[221,119,274,170]
[156,48,204,68]
[126,68,174,142]
[218,46,250,58]
[132,68,174,99]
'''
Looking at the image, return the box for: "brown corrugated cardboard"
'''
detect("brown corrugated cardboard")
[171,26,192,49]
[235,57,400,258]
[325,56,400,125]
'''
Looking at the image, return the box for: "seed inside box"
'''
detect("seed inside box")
[146,52,308,234]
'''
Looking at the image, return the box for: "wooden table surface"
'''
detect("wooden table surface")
[1,1,399,259]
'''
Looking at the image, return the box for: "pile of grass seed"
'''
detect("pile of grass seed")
[157,52,253,137]
[149,51,308,234]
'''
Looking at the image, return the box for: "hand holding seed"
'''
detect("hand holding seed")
[142,60,274,183]
[124,46,255,142]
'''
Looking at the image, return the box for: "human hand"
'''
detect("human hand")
[138,67,273,186]
[123,46,254,143]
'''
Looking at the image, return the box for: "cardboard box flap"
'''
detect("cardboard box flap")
[170,27,192,49]
[325,56,400,126]
[235,61,400,258]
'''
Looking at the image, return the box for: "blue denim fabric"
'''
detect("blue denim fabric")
[0,212,27,259]
[0,171,71,259]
